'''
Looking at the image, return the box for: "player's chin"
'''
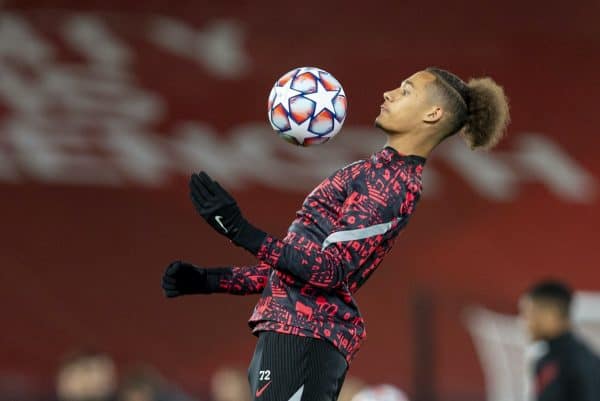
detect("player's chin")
[374,115,387,131]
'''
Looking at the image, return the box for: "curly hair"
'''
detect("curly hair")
[426,67,510,150]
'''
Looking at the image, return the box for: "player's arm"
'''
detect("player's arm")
[255,192,399,288]
[189,172,402,289]
[161,261,271,297]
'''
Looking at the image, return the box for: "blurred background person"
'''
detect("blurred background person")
[1,1,599,401]
[351,384,409,401]
[209,367,249,401]
[337,376,366,401]
[117,368,162,401]
[55,349,117,401]
[117,365,196,401]
[520,280,600,401]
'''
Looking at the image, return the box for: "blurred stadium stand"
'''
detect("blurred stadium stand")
[1,1,599,401]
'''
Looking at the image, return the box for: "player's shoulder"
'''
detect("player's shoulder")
[553,333,599,371]
[357,147,425,171]
[336,148,425,188]
[333,157,370,183]
[337,149,386,177]
[569,334,600,362]
[339,158,368,172]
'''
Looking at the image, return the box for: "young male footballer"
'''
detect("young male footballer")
[162,68,510,401]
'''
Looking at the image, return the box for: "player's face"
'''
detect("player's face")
[520,296,544,340]
[375,70,438,134]
[56,357,116,401]
[519,296,564,341]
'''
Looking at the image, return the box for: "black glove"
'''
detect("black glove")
[162,261,216,297]
[189,172,267,254]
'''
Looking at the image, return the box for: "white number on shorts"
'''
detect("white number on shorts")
[259,370,271,381]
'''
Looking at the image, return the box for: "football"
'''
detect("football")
[267,67,347,146]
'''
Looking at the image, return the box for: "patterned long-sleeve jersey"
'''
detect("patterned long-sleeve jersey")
[217,147,425,363]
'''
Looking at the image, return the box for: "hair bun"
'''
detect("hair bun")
[462,77,510,150]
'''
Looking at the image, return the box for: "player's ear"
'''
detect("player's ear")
[423,106,443,123]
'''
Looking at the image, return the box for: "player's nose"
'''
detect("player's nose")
[383,92,393,102]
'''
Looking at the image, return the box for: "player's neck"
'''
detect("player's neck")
[385,132,437,158]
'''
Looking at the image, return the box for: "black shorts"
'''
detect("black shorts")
[248,331,348,401]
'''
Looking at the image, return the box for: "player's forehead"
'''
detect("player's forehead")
[401,70,436,89]
[522,295,559,313]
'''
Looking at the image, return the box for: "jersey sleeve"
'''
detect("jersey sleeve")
[256,180,410,289]
[210,262,272,295]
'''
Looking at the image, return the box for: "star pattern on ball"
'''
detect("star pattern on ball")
[304,79,340,115]
[272,73,303,113]
[295,118,312,133]
[268,67,347,146]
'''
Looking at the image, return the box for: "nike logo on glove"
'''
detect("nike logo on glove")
[214,215,228,233]
[255,381,271,397]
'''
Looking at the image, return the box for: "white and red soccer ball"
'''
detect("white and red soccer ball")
[268,67,347,146]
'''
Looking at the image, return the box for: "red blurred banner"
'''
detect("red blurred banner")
[1,1,599,400]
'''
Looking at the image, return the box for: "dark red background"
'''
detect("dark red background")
[1,1,599,400]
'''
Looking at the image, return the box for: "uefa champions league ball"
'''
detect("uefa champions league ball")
[268,67,347,146]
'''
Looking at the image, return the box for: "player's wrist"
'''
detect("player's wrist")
[179,267,228,294]
[231,221,268,255]
[202,268,231,293]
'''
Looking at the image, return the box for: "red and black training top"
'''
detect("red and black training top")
[214,146,425,363]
